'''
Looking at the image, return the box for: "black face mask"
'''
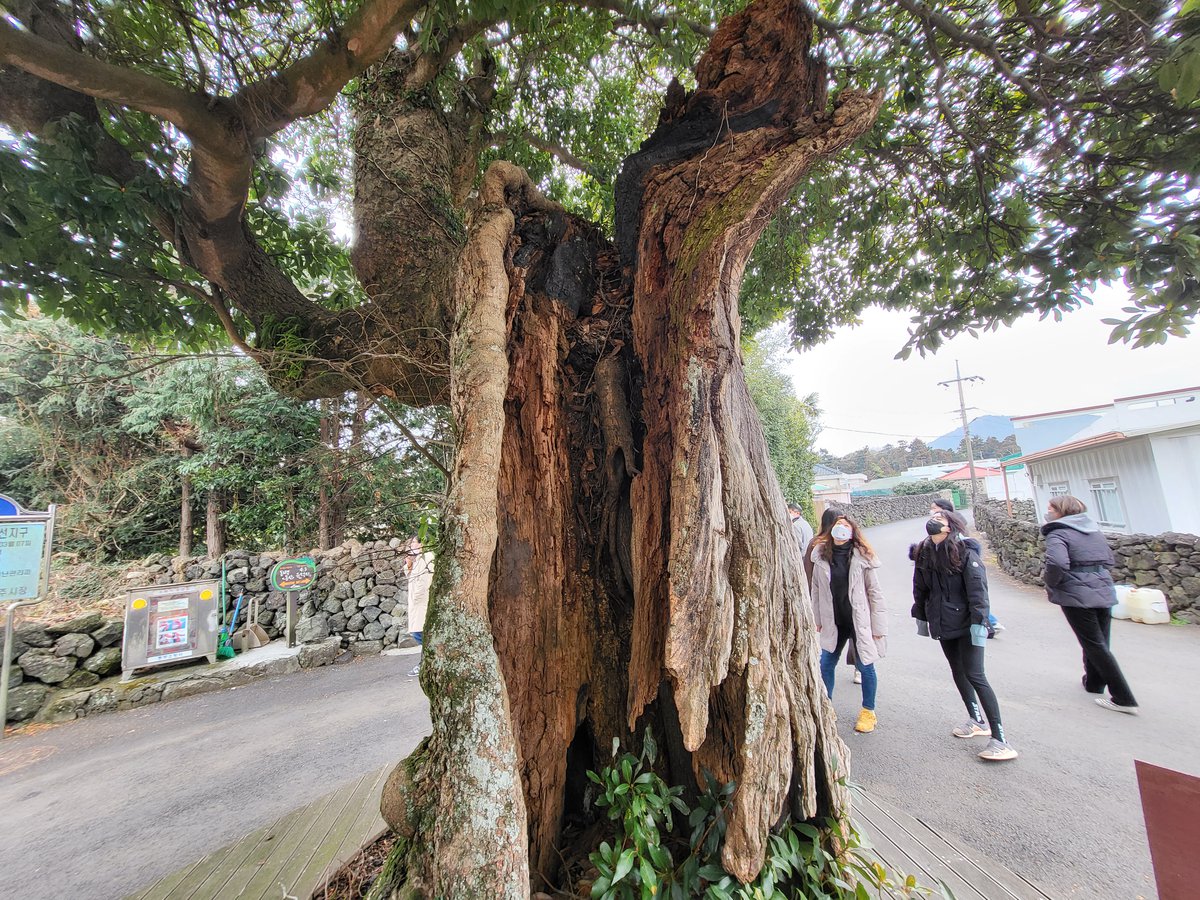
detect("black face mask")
[925,518,946,536]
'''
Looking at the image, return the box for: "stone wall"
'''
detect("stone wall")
[2,612,124,724]
[137,537,414,652]
[827,491,953,527]
[4,537,417,726]
[992,498,1036,523]
[973,502,1200,623]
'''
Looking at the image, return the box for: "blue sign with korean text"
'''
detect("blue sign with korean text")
[0,521,48,602]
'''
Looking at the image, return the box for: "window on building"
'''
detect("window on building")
[1048,482,1070,497]
[1089,479,1126,528]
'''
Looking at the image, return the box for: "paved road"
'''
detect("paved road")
[838,516,1200,900]
[5,521,1196,900]
[0,652,429,900]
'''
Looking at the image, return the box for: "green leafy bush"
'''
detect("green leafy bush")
[587,733,935,900]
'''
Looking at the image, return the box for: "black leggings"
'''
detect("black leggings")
[940,637,1005,742]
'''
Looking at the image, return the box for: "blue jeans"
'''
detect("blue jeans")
[411,631,423,644]
[820,635,877,710]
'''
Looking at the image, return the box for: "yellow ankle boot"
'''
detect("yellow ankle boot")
[854,708,877,733]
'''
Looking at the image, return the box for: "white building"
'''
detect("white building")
[986,456,1036,504]
[1014,387,1200,534]
[812,464,867,508]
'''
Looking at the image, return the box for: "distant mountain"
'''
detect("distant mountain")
[930,415,1015,451]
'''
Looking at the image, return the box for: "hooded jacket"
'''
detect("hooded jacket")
[809,544,888,665]
[1041,514,1116,609]
[909,537,990,640]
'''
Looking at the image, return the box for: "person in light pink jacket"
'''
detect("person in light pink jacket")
[809,513,887,733]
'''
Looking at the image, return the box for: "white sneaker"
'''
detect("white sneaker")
[407,663,421,678]
[978,739,1018,761]
[952,720,989,739]
[1095,697,1138,715]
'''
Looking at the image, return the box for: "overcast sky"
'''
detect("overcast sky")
[784,284,1200,456]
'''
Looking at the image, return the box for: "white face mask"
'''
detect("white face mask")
[831,524,853,542]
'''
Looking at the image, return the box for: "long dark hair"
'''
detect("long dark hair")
[917,509,970,573]
[811,511,876,562]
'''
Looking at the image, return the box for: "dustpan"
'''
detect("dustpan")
[238,595,269,649]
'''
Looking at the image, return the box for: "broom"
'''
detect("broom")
[216,558,235,660]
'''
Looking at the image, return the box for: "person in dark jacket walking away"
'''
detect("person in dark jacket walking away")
[810,514,887,733]
[1042,495,1139,715]
[912,509,1018,761]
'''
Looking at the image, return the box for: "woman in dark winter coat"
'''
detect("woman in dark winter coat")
[911,509,1018,761]
[1042,495,1138,714]
[930,497,1002,635]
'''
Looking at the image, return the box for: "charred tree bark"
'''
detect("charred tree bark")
[619,2,880,881]
[374,1,881,895]
[377,163,536,898]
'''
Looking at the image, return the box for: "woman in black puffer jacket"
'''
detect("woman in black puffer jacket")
[911,509,1017,761]
[1042,495,1138,715]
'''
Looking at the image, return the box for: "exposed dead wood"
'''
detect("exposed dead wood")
[619,0,882,881]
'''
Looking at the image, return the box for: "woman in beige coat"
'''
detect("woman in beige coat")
[404,537,435,677]
[809,513,888,733]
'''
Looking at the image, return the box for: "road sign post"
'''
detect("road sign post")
[269,557,317,648]
[1,495,56,738]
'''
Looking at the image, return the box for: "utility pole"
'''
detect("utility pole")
[938,361,985,507]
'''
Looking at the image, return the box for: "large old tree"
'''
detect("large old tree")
[2,0,1195,895]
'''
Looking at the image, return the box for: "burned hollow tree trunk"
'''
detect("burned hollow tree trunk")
[618,2,882,880]
[373,0,881,895]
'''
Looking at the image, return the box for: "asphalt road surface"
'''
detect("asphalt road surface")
[840,516,1200,899]
[4,518,1196,900]
[0,651,429,900]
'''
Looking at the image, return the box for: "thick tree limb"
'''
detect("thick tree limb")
[234,0,427,138]
[0,17,231,149]
[622,0,881,881]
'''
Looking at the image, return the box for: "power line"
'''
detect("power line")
[820,423,941,439]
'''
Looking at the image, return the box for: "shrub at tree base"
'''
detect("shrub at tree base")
[585,734,928,899]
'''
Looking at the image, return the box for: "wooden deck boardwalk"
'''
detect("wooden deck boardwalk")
[128,772,1050,900]
[125,765,390,900]
[851,786,1053,900]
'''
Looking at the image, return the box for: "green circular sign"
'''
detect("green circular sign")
[270,557,317,591]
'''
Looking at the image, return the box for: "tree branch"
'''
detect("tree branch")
[570,0,715,38]
[886,0,1057,109]
[491,131,606,181]
[234,0,427,139]
[0,17,229,149]
[368,396,451,478]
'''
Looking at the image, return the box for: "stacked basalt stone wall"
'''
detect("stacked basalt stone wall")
[3,537,417,726]
[826,491,953,527]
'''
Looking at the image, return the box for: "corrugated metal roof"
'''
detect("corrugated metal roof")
[1013,431,1127,465]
